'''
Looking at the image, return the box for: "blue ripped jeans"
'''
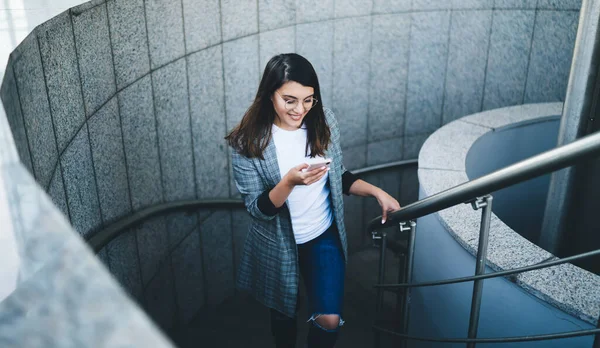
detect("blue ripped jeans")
[270,223,346,348]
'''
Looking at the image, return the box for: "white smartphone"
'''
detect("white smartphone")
[302,158,332,172]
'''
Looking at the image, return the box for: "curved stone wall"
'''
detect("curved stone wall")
[0,0,580,239]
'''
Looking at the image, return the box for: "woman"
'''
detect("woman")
[226,53,400,348]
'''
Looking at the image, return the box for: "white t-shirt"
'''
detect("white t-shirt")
[271,124,333,244]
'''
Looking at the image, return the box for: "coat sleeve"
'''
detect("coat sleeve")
[232,150,278,221]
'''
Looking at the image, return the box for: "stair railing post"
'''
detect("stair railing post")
[400,220,417,348]
[467,195,493,348]
[593,316,600,348]
[372,229,387,348]
[396,222,412,327]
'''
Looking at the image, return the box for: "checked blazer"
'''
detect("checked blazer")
[232,107,349,318]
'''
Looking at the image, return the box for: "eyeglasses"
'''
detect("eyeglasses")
[275,91,318,111]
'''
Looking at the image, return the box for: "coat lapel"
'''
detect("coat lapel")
[262,136,282,188]
[324,143,338,189]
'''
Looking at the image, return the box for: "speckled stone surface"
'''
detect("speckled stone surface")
[419,119,489,171]
[525,10,578,103]
[187,46,230,199]
[201,210,234,306]
[87,97,131,224]
[418,102,600,324]
[405,10,450,135]
[118,76,163,211]
[152,59,195,202]
[296,0,334,23]
[494,0,537,8]
[537,0,582,10]
[70,0,107,14]
[71,3,116,117]
[0,162,173,347]
[367,137,404,166]
[144,0,185,70]
[37,11,86,154]
[259,26,296,74]
[451,0,494,9]
[220,0,258,41]
[182,0,220,53]
[106,0,150,90]
[412,0,450,11]
[460,102,563,130]
[335,0,372,17]
[2,1,583,236]
[296,21,333,107]
[223,35,259,134]
[60,126,102,237]
[403,133,430,159]
[483,9,535,111]
[223,35,259,198]
[372,0,412,13]
[341,144,367,170]
[369,14,410,142]
[333,17,371,148]
[0,68,33,173]
[12,35,58,189]
[443,10,492,124]
[259,0,295,32]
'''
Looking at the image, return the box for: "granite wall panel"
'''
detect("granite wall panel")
[87,97,131,224]
[443,10,492,124]
[153,59,195,202]
[106,0,150,90]
[187,46,230,199]
[71,3,116,116]
[405,11,451,136]
[333,17,371,148]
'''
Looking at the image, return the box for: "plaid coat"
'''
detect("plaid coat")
[232,107,349,318]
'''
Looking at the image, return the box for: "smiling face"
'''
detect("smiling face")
[272,81,315,131]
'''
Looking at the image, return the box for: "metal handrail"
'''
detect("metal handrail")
[372,245,600,342]
[368,131,600,347]
[86,160,418,253]
[368,130,600,231]
[352,159,417,175]
[374,247,600,289]
[87,199,244,253]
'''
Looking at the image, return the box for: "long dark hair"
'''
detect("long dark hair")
[225,53,330,159]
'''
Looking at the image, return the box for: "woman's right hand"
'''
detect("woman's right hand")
[284,163,329,187]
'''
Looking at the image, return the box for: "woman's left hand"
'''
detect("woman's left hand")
[375,190,401,224]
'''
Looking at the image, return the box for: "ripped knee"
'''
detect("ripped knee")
[310,314,344,331]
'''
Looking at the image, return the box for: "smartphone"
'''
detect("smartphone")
[302,158,332,172]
